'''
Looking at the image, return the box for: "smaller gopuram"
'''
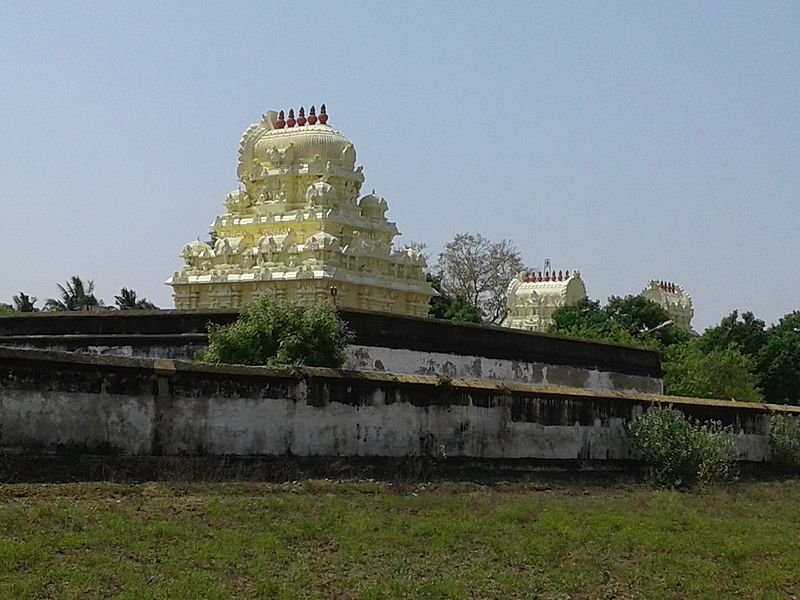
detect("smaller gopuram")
[503,269,587,332]
[641,280,694,332]
[167,105,435,316]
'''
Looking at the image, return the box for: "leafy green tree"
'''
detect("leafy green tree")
[114,288,158,310]
[201,296,352,368]
[756,311,800,405]
[45,276,101,311]
[549,295,688,349]
[0,304,13,316]
[12,292,38,312]
[663,338,763,403]
[698,310,767,358]
[427,274,482,324]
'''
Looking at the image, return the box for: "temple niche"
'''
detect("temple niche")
[641,280,694,332]
[503,269,587,332]
[167,105,435,316]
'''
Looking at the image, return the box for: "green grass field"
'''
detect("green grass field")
[1,480,799,599]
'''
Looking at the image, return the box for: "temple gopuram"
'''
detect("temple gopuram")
[168,105,435,316]
[641,280,694,331]
[503,269,587,332]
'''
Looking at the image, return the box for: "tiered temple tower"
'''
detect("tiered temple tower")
[167,105,435,316]
[503,269,587,332]
[641,280,694,331]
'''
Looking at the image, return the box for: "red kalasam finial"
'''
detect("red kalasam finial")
[308,105,317,125]
[297,106,306,126]
[276,110,286,129]
[319,104,328,124]
[287,109,296,127]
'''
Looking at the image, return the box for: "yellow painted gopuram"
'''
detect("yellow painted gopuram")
[167,105,434,316]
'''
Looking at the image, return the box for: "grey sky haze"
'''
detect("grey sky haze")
[1,1,798,330]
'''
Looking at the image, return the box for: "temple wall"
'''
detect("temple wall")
[0,309,664,394]
[344,346,661,394]
[2,347,795,465]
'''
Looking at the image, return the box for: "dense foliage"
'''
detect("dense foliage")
[663,339,763,403]
[628,407,738,488]
[201,296,353,368]
[550,295,689,349]
[769,414,800,469]
[550,299,800,404]
[756,312,800,405]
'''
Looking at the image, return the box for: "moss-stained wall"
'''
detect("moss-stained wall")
[1,347,796,464]
[0,309,663,393]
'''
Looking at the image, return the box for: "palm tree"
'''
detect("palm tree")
[45,276,101,311]
[12,292,38,312]
[114,287,158,310]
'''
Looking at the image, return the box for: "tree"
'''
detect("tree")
[45,276,101,311]
[663,338,763,403]
[548,295,689,349]
[0,304,13,316]
[200,296,353,368]
[114,288,158,310]
[435,233,523,324]
[12,292,38,312]
[697,310,767,358]
[756,311,800,405]
[427,274,482,324]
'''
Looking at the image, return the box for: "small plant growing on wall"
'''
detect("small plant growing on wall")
[199,296,352,368]
[768,414,800,469]
[627,406,738,489]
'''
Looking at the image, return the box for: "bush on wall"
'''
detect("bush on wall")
[628,406,738,488]
[199,296,353,368]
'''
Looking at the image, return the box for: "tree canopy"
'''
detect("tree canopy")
[12,292,38,312]
[663,338,763,403]
[45,276,101,312]
[435,233,523,324]
[548,296,765,403]
[756,311,800,405]
[549,295,689,349]
[114,288,158,310]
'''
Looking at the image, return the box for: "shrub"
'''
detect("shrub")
[628,406,738,488]
[201,296,353,368]
[768,413,800,468]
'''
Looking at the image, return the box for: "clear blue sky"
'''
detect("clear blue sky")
[1,1,798,330]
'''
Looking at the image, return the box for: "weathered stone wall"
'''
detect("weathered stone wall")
[1,347,795,465]
[0,309,663,393]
